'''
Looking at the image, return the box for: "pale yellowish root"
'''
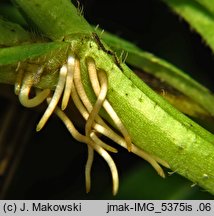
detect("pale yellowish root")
[71,86,118,153]
[87,58,132,151]
[73,59,92,111]
[90,131,118,153]
[85,145,94,193]
[71,59,168,177]
[72,57,121,188]
[85,70,108,137]
[15,53,169,196]
[73,58,130,154]
[36,65,67,131]
[71,79,112,133]
[72,58,120,193]
[150,154,170,169]
[82,60,167,178]
[18,67,50,107]
[94,123,167,177]
[53,105,119,195]
[61,55,75,110]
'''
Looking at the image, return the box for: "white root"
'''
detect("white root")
[71,79,114,134]
[61,56,75,110]
[85,58,168,175]
[53,105,119,195]
[72,58,120,192]
[90,131,118,153]
[73,59,92,111]
[36,65,67,131]
[85,146,94,193]
[87,58,132,151]
[71,86,118,153]
[94,123,166,177]
[85,70,108,137]
[16,53,168,195]
[71,65,166,175]
[18,67,50,107]
[74,57,168,176]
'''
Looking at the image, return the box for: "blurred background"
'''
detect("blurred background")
[0,0,214,199]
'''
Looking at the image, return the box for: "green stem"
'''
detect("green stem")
[77,38,214,194]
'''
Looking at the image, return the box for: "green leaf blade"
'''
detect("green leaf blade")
[194,0,214,15]
[0,42,69,87]
[162,0,214,53]
[12,0,93,41]
[0,18,31,47]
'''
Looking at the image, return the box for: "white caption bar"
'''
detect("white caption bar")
[0,200,213,215]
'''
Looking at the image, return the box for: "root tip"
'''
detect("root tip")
[86,186,91,194]
[127,146,132,152]
[36,124,42,132]
[125,137,132,152]
[61,104,66,111]
[158,169,166,178]
[112,189,118,196]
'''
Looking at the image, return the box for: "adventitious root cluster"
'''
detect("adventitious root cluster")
[15,54,169,195]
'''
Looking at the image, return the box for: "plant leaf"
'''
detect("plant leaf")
[0,2,28,27]
[0,18,31,47]
[194,0,214,15]
[0,42,69,87]
[162,0,214,52]
[114,164,214,199]
[12,0,93,41]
